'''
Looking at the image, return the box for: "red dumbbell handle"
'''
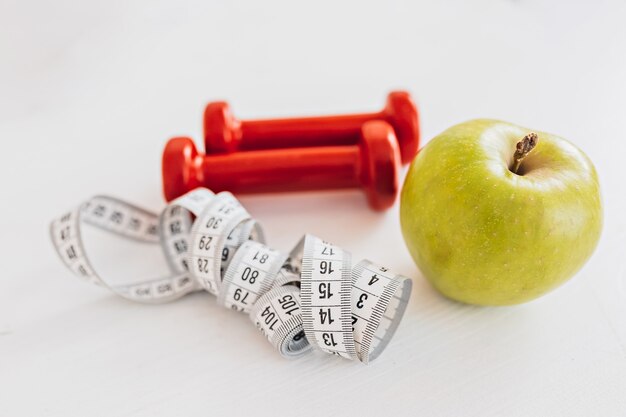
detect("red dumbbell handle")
[195,146,362,193]
[238,113,382,150]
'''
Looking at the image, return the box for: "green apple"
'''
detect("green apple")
[400,119,602,305]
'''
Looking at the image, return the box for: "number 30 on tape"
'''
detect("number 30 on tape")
[50,188,412,364]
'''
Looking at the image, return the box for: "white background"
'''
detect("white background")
[1,1,625,416]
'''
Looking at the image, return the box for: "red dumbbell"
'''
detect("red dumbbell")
[203,91,419,164]
[163,121,401,210]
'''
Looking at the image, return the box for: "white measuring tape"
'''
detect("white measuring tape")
[50,188,412,363]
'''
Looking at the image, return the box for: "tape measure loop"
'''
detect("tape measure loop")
[50,189,411,363]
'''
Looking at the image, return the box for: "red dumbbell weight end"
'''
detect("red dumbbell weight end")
[163,121,401,210]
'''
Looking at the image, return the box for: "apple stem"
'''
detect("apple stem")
[511,132,538,174]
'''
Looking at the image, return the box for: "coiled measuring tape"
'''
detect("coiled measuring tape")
[50,188,412,363]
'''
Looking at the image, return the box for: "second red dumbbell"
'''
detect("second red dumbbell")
[203,91,419,164]
[163,121,401,210]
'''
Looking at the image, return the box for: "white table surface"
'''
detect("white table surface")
[1,1,625,416]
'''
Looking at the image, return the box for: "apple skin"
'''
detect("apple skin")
[400,119,603,305]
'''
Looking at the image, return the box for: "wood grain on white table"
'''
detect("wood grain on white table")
[1,1,625,416]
